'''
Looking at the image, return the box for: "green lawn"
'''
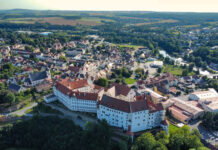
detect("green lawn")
[162,65,195,76]
[125,78,136,84]
[119,44,143,50]
[169,123,179,133]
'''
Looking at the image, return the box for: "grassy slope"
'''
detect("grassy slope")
[162,65,195,76]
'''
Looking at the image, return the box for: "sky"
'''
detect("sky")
[0,0,218,12]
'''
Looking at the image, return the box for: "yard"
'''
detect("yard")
[125,78,136,84]
[162,65,195,76]
[169,123,179,134]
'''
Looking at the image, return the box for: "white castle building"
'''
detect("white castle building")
[98,94,165,132]
[50,78,167,133]
[53,78,104,113]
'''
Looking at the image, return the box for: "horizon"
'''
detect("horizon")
[0,0,218,13]
[1,9,218,14]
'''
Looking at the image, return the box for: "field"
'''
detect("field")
[0,17,115,26]
[39,17,102,26]
[134,19,178,26]
[125,78,136,84]
[162,65,195,76]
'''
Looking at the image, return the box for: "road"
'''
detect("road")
[94,38,104,48]
[43,103,97,128]
[6,102,38,116]
[1,100,97,129]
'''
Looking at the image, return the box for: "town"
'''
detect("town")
[0,9,218,150]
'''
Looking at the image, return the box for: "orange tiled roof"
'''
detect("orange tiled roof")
[55,78,98,101]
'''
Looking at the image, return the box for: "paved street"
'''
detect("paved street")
[8,102,38,116]
[43,102,97,128]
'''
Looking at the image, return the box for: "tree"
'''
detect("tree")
[182,69,188,76]
[201,112,218,130]
[188,63,194,72]
[157,67,162,73]
[153,142,167,150]
[135,68,144,79]
[0,116,113,150]
[119,140,128,150]
[169,133,184,150]
[122,67,132,78]
[0,83,5,90]
[40,47,45,53]
[164,57,171,64]
[25,45,34,51]
[155,131,169,145]
[59,56,67,62]
[94,78,108,87]
[5,92,15,105]
[176,91,181,96]
[131,132,157,150]
[82,120,112,150]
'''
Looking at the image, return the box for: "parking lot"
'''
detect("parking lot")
[189,120,218,146]
[132,61,158,78]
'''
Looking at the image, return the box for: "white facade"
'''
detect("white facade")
[198,98,218,113]
[31,79,44,86]
[189,89,218,100]
[44,94,58,103]
[97,100,164,132]
[53,78,166,133]
[53,86,97,113]
[97,105,130,130]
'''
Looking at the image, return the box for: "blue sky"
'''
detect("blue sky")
[0,0,218,12]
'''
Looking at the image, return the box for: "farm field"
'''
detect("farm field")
[134,19,178,26]
[0,17,116,26]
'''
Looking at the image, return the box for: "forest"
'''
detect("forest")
[0,116,209,150]
[0,116,113,150]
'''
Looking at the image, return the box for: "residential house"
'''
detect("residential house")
[29,69,51,86]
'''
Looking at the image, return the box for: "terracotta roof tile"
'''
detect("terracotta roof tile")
[100,94,163,113]
[68,66,81,72]
[58,78,88,90]
[110,83,131,96]
[54,78,97,101]
[100,95,131,112]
